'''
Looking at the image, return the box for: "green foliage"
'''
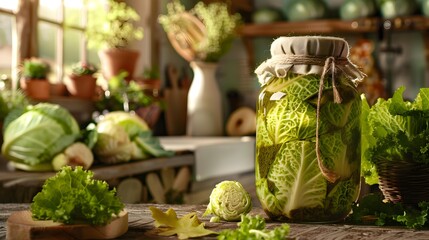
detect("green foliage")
[256,73,361,220]
[158,0,241,62]
[86,0,143,49]
[0,89,29,123]
[142,67,160,79]
[31,166,124,225]
[204,181,252,221]
[71,62,97,76]
[218,214,290,240]
[1,103,80,170]
[21,58,50,80]
[96,72,153,112]
[348,193,429,229]
[361,87,429,185]
[192,1,241,62]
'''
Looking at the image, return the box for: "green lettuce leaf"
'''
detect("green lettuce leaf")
[31,166,124,225]
[361,87,429,184]
[133,131,174,158]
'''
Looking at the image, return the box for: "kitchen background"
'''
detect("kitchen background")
[0,0,428,203]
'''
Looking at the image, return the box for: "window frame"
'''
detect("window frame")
[0,6,17,88]
[38,0,90,83]
[1,0,157,89]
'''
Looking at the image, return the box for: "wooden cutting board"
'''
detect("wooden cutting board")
[7,210,128,240]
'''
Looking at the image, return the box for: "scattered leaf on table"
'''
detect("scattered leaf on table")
[149,206,217,239]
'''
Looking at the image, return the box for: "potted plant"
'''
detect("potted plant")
[95,72,160,128]
[362,86,429,206]
[86,0,143,81]
[66,62,98,99]
[137,67,161,97]
[159,0,241,136]
[20,58,51,100]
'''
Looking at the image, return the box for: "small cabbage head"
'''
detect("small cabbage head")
[204,181,252,222]
[93,120,133,164]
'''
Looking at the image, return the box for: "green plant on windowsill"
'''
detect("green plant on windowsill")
[21,58,50,80]
[86,0,143,50]
[95,72,154,113]
[71,62,98,77]
[19,58,51,100]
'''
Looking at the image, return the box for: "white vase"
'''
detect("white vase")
[187,61,223,136]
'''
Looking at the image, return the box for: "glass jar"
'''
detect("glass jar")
[254,36,364,222]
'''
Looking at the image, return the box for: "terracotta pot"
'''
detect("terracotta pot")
[25,80,50,100]
[66,75,97,99]
[98,48,140,81]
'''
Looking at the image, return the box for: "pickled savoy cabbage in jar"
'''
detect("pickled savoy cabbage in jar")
[254,36,365,222]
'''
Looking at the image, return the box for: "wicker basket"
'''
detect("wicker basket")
[377,160,429,206]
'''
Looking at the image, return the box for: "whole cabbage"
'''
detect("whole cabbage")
[93,111,173,164]
[204,181,252,222]
[1,103,80,171]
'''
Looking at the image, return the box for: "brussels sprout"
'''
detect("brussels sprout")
[204,181,252,222]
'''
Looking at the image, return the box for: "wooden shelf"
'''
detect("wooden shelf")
[0,154,194,186]
[239,15,429,70]
[239,15,429,37]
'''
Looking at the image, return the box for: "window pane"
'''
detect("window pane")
[0,0,18,12]
[39,0,62,22]
[38,22,58,81]
[64,0,84,28]
[88,48,100,67]
[64,29,82,73]
[0,14,13,77]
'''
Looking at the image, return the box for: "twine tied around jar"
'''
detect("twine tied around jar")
[316,56,346,183]
[255,53,365,183]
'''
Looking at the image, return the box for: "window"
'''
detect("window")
[38,0,99,83]
[0,0,155,88]
[0,0,18,78]
[0,0,102,84]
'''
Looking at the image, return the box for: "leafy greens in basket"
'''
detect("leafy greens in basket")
[361,86,429,185]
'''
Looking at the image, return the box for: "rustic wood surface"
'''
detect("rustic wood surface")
[1,204,429,240]
[0,154,194,187]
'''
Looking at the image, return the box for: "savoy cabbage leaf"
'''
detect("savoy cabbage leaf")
[266,95,330,144]
[267,140,327,218]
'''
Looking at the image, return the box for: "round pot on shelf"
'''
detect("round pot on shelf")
[98,48,140,82]
[66,74,98,100]
[24,79,50,100]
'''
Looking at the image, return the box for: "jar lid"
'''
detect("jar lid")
[255,36,365,85]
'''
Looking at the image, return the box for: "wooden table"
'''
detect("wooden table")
[1,203,429,240]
